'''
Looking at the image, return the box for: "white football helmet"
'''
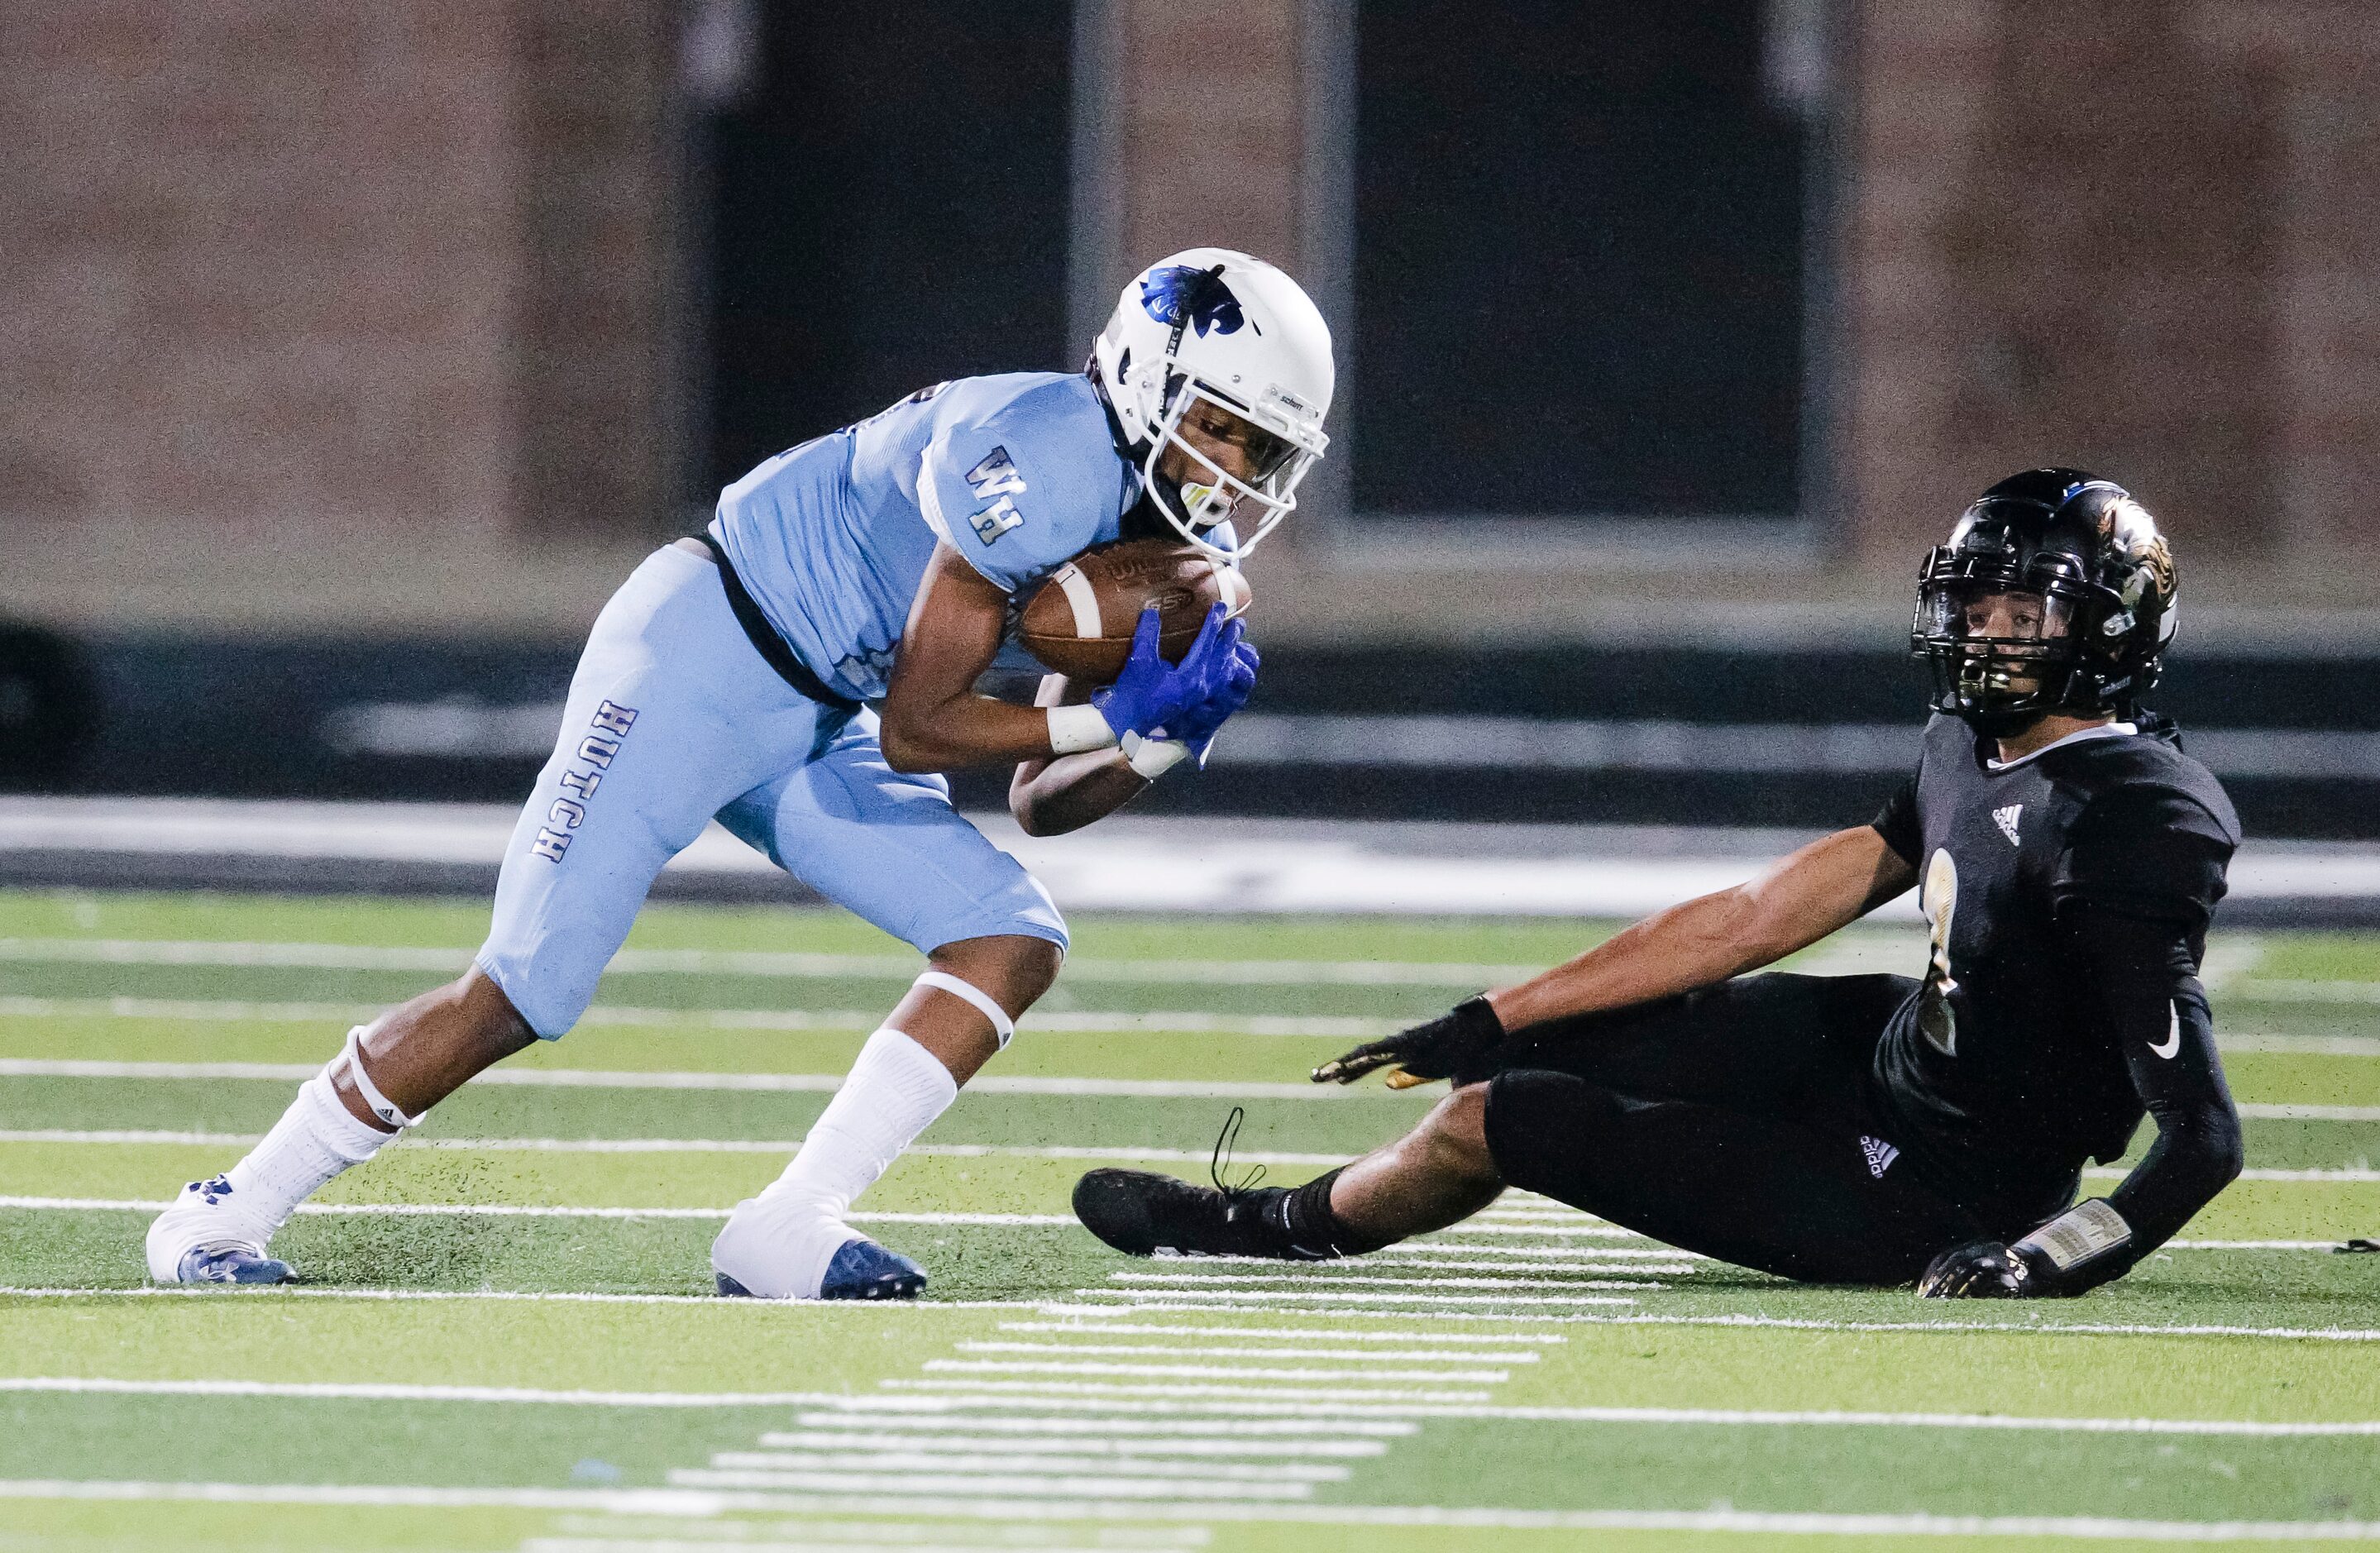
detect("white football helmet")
[1089,248,1333,560]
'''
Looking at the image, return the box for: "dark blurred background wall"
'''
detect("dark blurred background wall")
[1841,2,2380,578]
[6,0,2380,828]
[3,2,677,547]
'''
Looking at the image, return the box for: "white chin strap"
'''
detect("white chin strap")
[914,970,1016,1051]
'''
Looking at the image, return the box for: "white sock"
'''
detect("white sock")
[219,1072,395,1238]
[713,1027,958,1297]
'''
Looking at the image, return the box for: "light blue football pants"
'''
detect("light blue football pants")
[476,543,1067,1038]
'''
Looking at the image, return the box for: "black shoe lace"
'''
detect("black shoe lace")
[1209,1105,1267,1200]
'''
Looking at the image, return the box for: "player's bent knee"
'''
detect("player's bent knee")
[456,969,538,1053]
[1419,1084,1498,1183]
[930,934,1063,1011]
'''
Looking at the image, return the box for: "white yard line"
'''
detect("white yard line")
[0,1129,1350,1167]
[0,1286,1035,1310]
[1475,1207,1601,1220]
[2231,979,2380,1006]
[830,1386,2380,1437]
[8,1128,2375,1188]
[1426,1224,1691,1239]
[1130,1249,1699,1273]
[996,1321,1561,1345]
[665,1467,1316,1503]
[879,1379,1495,1404]
[1111,1271,1663,1292]
[829,1389,2380,1437]
[2083,1167,2380,1183]
[920,1359,1512,1384]
[1071,1288,1641,1308]
[7,1056,2369,1112]
[828,1387,2380,1427]
[708,1450,1350,1483]
[521,1537,1120,1553]
[0,935,1537,987]
[528,1531,1080,1541]
[788,1411,1420,1437]
[2,1482,2376,1541]
[2235,1104,2380,1121]
[1375,1406,2380,1436]
[0,1058,1389,1099]
[0,999,1398,1040]
[956,1340,1538,1364]
[0,1378,891,1407]
[1034,1302,2380,1342]
[1390,1243,1700,1261]
[750,1431,1390,1459]
[0,1196,1072,1226]
[2215,1033,2380,1057]
[1370,1257,1702,1275]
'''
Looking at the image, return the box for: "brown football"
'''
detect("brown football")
[1016,538,1252,684]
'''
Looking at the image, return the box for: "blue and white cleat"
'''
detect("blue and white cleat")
[145,1174,294,1285]
[714,1236,925,1301]
[819,1237,927,1300]
[174,1245,296,1285]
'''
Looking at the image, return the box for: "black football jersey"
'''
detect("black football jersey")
[1868,714,2240,1222]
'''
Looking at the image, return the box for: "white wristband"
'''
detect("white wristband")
[1047,703,1118,756]
[2014,1198,2131,1271]
[1121,730,1192,778]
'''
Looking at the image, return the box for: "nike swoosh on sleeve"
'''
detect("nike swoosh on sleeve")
[2148,1001,2182,1060]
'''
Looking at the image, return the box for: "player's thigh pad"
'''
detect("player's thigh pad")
[717,711,1068,956]
[479,545,838,1036]
[1483,1069,1982,1286]
[1488,972,1919,1121]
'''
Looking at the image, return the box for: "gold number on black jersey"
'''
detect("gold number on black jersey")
[1918,848,1961,1057]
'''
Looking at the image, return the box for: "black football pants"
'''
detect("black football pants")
[1479,973,1988,1285]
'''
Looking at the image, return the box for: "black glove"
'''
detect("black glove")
[1916,1240,2038,1298]
[1312,996,1504,1088]
[1919,1200,2134,1299]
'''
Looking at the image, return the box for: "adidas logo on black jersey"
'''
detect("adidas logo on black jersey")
[1860,1135,1900,1178]
[1991,804,2024,845]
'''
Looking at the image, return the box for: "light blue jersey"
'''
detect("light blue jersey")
[710,372,1137,702]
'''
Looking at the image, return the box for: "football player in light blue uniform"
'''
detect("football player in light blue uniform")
[146,249,1336,1301]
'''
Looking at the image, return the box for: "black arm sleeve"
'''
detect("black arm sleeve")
[2043,785,2244,1292]
[2064,904,2244,1290]
[1871,775,1921,867]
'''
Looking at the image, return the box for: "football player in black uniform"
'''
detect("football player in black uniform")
[1073,469,2244,1297]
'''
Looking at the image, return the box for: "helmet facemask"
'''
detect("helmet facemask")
[1142,378,1316,560]
[1914,551,2114,737]
[1909,471,2180,739]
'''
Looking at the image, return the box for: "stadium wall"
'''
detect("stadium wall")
[3,0,2378,641]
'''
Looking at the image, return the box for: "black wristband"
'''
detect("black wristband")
[1444,996,1508,1087]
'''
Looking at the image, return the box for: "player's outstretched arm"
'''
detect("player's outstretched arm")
[1494,824,1916,1030]
[1317,824,1916,1086]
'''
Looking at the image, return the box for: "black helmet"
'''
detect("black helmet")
[1912,468,2177,735]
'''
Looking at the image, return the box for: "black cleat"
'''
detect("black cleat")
[1073,1167,1265,1257]
[1073,1107,1336,1261]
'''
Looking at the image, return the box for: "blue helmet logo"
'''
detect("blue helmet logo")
[1139,265,1250,337]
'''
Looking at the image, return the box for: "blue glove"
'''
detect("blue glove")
[1090,607,1201,742]
[1172,633,1259,765]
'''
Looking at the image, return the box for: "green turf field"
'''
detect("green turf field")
[1,888,2375,1551]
